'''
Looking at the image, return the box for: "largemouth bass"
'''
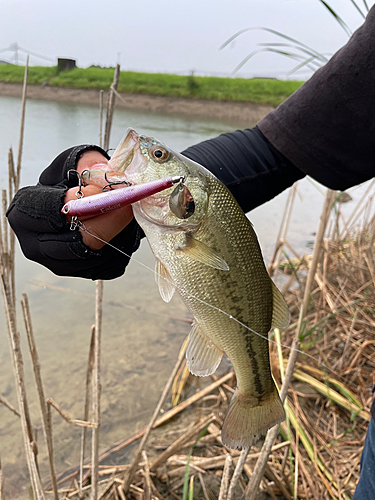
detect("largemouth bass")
[111,129,290,450]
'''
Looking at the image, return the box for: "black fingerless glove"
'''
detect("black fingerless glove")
[6,145,143,280]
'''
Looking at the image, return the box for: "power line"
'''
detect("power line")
[0,42,55,64]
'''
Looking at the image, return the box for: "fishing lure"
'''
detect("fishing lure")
[61,176,183,217]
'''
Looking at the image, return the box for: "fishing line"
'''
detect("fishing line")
[77,220,326,366]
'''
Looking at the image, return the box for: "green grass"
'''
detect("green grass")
[0,64,304,107]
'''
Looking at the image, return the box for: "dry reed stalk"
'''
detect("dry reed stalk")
[46,398,97,428]
[103,64,120,151]
[294,417,299,500]
[218,454,232,500]
[1,191,9,275]
[339,179,375,240]
[264,463,292,500]
[150,414,216,472]
[142,451,152,500]
[91,64,120,500]
[117,484,127,500]
[7,147,15,201]
[21,292,59,500]
[171,358,191,407]
[268,183,298,278]
[15,56,28,191]
[91,280,103,500]
[1,186,44,498]
[0,457,3,500]
[122,340,188,492]
[99,90,104,149]
[0,278,44,498]
[80,326,95,492]
[0,61,48,499]
[53,372,234,489]
[227,447,249,500]
[244,189,337,500]
[276,204,373,497]
[0,393,20,417]
[198,473,210,500]
[164,441,289,471]
[7,149,16,306]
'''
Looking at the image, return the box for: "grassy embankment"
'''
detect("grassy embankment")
[0,65,304,107]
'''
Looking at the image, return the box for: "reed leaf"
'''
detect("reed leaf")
[285,401,332,481]
[286,400,353,500]
[258,42,328,64]
[317,1,352,35]
[299,297,364,343]
[274,332,296,497]
[295,363,363,409]
[171,336,190,406]
[221,2,362,76]
[230,48,310,76]
[182,426,209,500]
[220,27,325,56]
[289,367,370,421]
[221,27,328,75]
[348,0,367,19]
[189,475,194,500]
[286,55,327,77]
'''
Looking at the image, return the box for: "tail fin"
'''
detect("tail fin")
[221,388,285,450]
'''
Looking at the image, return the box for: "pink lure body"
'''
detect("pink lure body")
[61,177,181,217]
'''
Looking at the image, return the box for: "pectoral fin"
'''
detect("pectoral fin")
[155,259,175,303]
[271,281,290,329]
[177,234,229,271]
[186,323,224,377]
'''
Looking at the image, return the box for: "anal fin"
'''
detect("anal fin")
[186,323,223,377]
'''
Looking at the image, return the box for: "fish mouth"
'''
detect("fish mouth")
[108,128,146,183]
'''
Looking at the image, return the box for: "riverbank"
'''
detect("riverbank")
[0,81,275,124]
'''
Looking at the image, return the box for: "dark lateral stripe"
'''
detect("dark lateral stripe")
[244,332,263,396]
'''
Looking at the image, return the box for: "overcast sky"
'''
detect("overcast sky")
[0,0,373,79]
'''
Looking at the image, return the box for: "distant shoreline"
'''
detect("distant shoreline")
[0,82,273,125]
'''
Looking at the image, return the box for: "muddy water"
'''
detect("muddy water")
[0,95,370,497]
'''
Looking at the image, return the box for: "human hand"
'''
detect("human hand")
[64,150,134,250]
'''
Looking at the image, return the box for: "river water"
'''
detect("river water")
[0,94,371,497]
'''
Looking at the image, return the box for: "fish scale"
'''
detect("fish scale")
[91,128,290,450]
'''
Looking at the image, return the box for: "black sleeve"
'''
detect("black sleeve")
[258,6,375,190]
[182,126,304,213]
[6,145,143,280]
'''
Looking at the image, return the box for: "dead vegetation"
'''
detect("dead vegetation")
[48,188,373,500]
[1,66,374,500]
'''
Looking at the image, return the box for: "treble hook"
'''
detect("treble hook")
[102,171,132,191]
[67,169,84,199]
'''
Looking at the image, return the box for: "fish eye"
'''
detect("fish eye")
[149,146,170,162]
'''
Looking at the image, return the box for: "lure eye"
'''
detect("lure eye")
[169,183,195,219]
[149,146,170,162]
